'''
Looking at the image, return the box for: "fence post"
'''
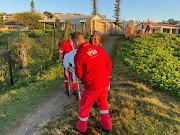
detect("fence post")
[7,37,13,85]
[75,23,77,32]
[54,22,56,62]
[82,23,84,35]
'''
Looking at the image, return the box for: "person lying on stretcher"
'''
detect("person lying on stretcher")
[63,50,81,96]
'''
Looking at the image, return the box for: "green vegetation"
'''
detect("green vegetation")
[44,11,54,19]
[36,36,180,135]
[0,62,64,135]
[30,0,35,13]
[159,19,179,25]
[119,32,180,96]
[101,35,114,48]
[91,0,98,15]
[14,12,45,30]
[113,0,122,27]
[0,29,70,91]
[0,34,114,135]
[136,29,142,34]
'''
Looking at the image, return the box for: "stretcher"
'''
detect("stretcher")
[63,50,82,100]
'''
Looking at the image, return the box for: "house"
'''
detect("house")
[2,13,16,20]
[38,13,123,36]
[0,21,28,31]
[120,20,129,29]
[135,20,180,34]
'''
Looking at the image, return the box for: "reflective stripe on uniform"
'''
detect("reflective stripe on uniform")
[59,50,63,53]
[100,110,109,114]
[64,80,68,82]
[79,116,88,121]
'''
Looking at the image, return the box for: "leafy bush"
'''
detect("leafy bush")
[85,32,91,42]
[118,32,180,96]
[0,61,9,84]
[28,30,47,38]
[0,28,74,91]
[136,29,142,34]
[14,11,44,30]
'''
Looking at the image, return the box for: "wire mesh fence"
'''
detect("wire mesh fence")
[0,29,66,92]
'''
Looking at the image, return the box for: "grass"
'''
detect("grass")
[0,62,64,135]
[0,35,115,135]
[36,36,180,135]
[101,35,114,48]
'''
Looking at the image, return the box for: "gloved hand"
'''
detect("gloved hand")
[61,61,63,67]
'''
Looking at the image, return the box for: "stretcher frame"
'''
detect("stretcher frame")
[65,63,81,100]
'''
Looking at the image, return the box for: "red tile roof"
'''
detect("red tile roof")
[150,23,179,28]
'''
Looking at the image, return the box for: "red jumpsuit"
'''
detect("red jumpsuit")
[59,40,77,91]
[89,34,102,46]
[74,42,112,133]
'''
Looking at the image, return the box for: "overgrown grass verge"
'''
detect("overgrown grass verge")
[36,36,180,135]
[0,62,64,135]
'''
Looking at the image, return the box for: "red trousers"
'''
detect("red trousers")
[64,71,77,91]
[76,86,112,132]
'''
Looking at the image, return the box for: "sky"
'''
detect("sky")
[0,0,180,23]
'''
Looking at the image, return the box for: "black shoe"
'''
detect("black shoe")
[73,91,77,95]
[102,128,112,134]
[73,126,87,135]
[65,89,68,94]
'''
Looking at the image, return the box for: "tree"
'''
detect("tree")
[162,20,167,24]
[159,19,178,25]
[0,14,4,27]
[65,20,71,40]
[92,0,98,15]
[30,0,35,13]
[14,11,43,30]
[55,17,60,27]
[135,20,141,24]
[167,19,178,25]
[113,0,122,26]
[44,11,54,19]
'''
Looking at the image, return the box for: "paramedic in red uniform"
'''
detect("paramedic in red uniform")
[72,31,112,134]
[89,31,102,47]
[59,33,78,95]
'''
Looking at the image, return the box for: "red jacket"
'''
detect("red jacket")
[89,34,102,45]
[74,42,112,90]
[59,40,77,59]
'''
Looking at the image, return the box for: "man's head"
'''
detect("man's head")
[71,31,85,49]
[94,31,97,34]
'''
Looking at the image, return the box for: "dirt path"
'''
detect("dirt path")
[103,36,119,53]
[11,36,119,135]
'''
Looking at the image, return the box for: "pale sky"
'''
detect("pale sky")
[0,0,180,23]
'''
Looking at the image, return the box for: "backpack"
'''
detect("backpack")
[92,34,100,45]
